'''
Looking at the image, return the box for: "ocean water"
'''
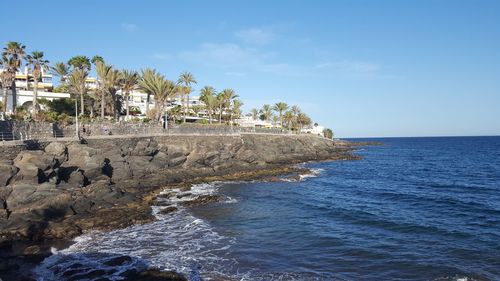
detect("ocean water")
[36,136,500,281]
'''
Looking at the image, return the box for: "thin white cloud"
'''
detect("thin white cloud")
[178,43,270,68]
[314,60,380,73]
[151,53,172,60]
[225,71,247,77]
[178,42,395,79]
[235,28,274,45]
[121,23,138,32]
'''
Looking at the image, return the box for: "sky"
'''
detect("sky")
[1,0,499,138]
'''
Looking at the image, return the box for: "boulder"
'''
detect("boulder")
[131,139,159,156]
[65,144,105,181]
[159,206,177,215]
[168,156,186,167]
[44,142,67,162]
[13,151,57,184]
[0,163,18,187]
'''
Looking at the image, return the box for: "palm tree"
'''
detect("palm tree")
[139,69,177,121]
[67,68,88,118]
[297,112,312,132]
[177,71,197,123]
[67,56,91,115]
[50,62,70,86]
[68,56,91,71]
[139,68,159,116]
[216,92,225,123]
[91,55,104,65]
[119,70,139,120]
[95,61,113,119]
[273,102,289,126]
[250,108,259,120]
[26,51,49,114]
[260,104,273,122]
[0,57,13,113]
[220,88,238,124]
[282,111,294,129]
[105,68,120,120]
[2,41,26,113]
[232,99,244,121]
[199,86,216,124]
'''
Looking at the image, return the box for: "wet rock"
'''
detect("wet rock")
[159,206,177,215]
[176,193,192,199]
[123,269,187,281]
[103,255,132,266]
[181,195,220,207]
[23,245,41,255]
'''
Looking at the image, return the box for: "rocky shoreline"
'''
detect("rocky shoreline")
[0,134,359,280]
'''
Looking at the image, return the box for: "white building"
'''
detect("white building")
[1,67,70,113]
[0,69,209,119]
[236,116,274,128]
[301,124,325,136]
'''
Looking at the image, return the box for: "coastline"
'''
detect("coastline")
[0,134,361,280]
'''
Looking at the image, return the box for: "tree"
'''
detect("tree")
[296,112,312,133]
[119,69,139,120]
[67,68,88,117]
[220,88,238,124]
[50,62,70,85]
[199,86,217,124]
[250,108,259,120]
[139,68,159,115]
[282,111,294,129]
[323,128,334,139]
[140,69,177,121]
[232,99,244,121]
[67,56,91,115]
[260,104,273,122]
[177,72,197,123]
[273,102,289,126]
[68,56,91,71]
[0,57,13,114]
[91,55,104,65]
[95,61,113,119]
[26,51,50,114]
[2,41,26,114]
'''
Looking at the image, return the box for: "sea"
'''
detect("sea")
[35,136,500,281]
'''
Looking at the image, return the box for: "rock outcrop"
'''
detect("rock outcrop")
[0,134,356,243]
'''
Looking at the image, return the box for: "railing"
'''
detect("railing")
[0,121,325,144]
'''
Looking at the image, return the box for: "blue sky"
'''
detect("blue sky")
[2,0,499,137]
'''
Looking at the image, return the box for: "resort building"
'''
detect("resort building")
[301,124,325,136]
[0,67,70,114]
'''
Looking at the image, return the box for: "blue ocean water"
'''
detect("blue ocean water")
[190,136,500,280]
[37,136,500,281]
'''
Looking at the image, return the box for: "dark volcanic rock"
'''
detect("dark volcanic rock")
[0,134,357,244]
[181,195,220,207]
[159,206,178,215]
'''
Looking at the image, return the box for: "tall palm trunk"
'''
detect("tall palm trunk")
[182,95,186,123]
[32,79,38,114]
[80,92,84,115]
[146,93,150,116]
[186,94,190,122]
[2,88,7,113]
[125,91,130,120]
[209,108,212,124]
[219,104,223,123]
[101,91,105,119]
[11,81,17,114]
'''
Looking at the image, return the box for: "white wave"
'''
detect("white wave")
[299,168,324,181]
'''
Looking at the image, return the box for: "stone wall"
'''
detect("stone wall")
[0,134,355,242]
